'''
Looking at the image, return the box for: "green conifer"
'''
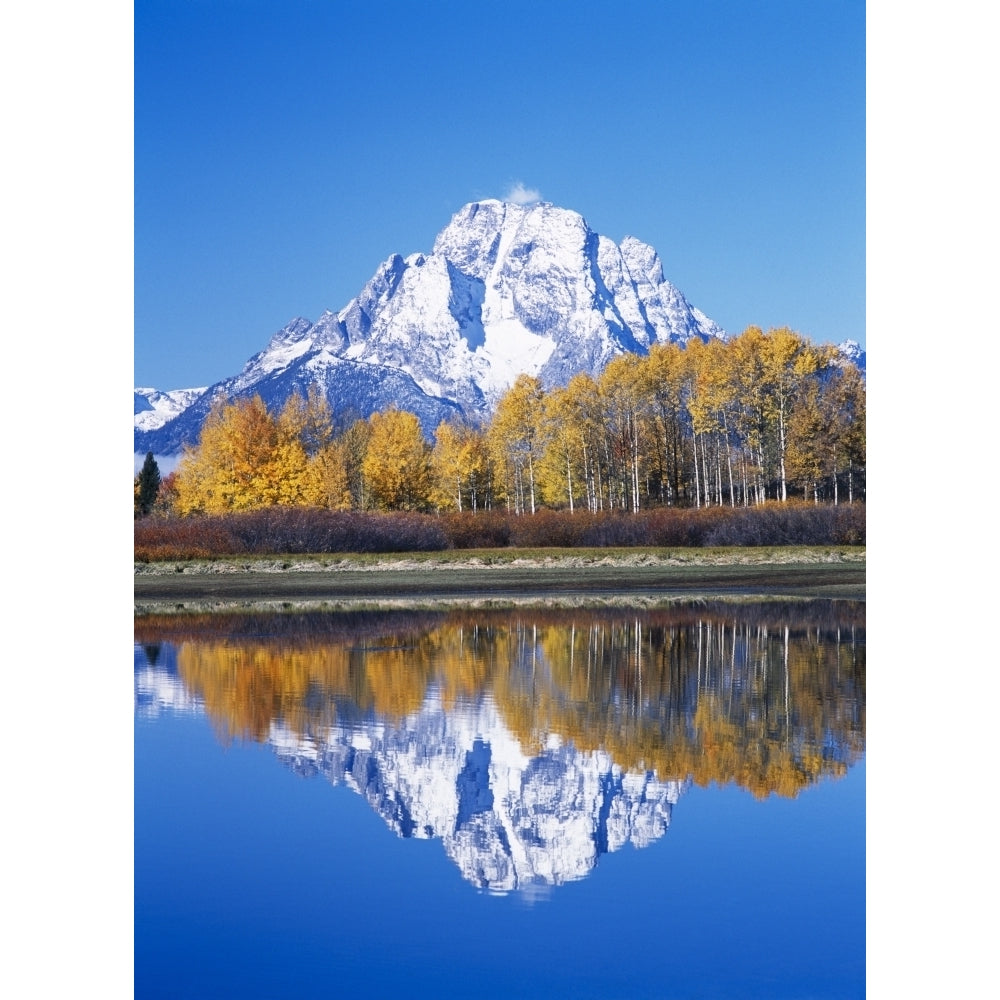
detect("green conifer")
[136,451,161,516]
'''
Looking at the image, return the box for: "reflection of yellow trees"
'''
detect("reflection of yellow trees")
[175,642,352,741]
[495,616,864,798]
[361,643,433,719]
[175,632,436,738]
[151,605,865,798]
[415,623,496,710]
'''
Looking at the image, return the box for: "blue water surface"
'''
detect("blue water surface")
[135,711,863,999]
[135,606,865,999]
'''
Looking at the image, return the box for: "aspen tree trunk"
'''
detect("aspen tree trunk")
[715,433,723,507]
[632,415,640,513]
[666,425,679,506]
[566,454,574,513]
[662,428,672,506]
[692,432,701,508]
[601,435,615,510]
[778,399,788,502]
[783,626,790,723]
[722,414,736,506]
[702,436,711,507]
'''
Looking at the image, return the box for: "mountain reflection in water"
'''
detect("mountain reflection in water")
[135,601,864,894]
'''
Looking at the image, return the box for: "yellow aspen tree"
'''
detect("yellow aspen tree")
[834,362,866,504]
[173,396,231,514]
[174,395,281,513]
[272,395,324,506]
[791,354,864,504]
[462,424,493,512]
[310,440,353,510]
[758,328,824,502]
[430,419,489,512]
[488,374,545,514]
[175,392,328,513]
[727,327,771,504]
[686,337,739,507]
[537,382,588,511]
[564,373,608,511]
[280,384,335,457]
[786,378,827,501]
[338,417,373,510]
[430,419,467,511]
[641,343,694,506]
[362,408,433,511]
[598,354,646,512]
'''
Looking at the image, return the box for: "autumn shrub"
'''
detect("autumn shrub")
[638,508,714,547]
[222,509,449,554]
[830,503,866,545]
[574,512,650,547]
[135,508,449,558]
[134,515,242,561]
[439,511,512,549]
[700,501,866,547]
[507,509,592,547]
[135,502,864,560]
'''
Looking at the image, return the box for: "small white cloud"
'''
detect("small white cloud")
[505,182,541,206]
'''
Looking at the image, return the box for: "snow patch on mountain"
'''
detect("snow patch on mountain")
[836,339,866,369]
[134,386,207,432]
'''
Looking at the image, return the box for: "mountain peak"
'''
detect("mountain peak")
[136,200,727,456]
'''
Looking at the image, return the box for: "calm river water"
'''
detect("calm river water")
[134,600,865,999]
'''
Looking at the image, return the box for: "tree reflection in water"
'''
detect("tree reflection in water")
[135,601,864,892]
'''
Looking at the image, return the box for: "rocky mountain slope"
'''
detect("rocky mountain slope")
[135,199,726,457]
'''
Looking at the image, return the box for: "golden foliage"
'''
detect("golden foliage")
[362,408,433,511]
[174,393,329,514]
[429,420,491,512]
[165,326,864,517]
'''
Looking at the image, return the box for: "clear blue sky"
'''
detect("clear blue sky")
[135,0,865,390]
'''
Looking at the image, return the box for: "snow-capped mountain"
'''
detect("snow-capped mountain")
[835,339,866,370]
[134,386,207,433]
[135,199,726,457]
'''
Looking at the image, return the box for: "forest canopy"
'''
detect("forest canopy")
[163,327,865,518]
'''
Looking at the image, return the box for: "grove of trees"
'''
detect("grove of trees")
[166,327,865,518]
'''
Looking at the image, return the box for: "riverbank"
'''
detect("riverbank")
[135,546,865,612]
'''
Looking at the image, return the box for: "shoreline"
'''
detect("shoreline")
[135,547,865,612]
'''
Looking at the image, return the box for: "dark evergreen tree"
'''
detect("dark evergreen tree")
[136,451,161,516]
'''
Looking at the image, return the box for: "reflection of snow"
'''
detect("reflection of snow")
[134,668,200,716]
[268,686,688,895]
[133,647,687,894]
